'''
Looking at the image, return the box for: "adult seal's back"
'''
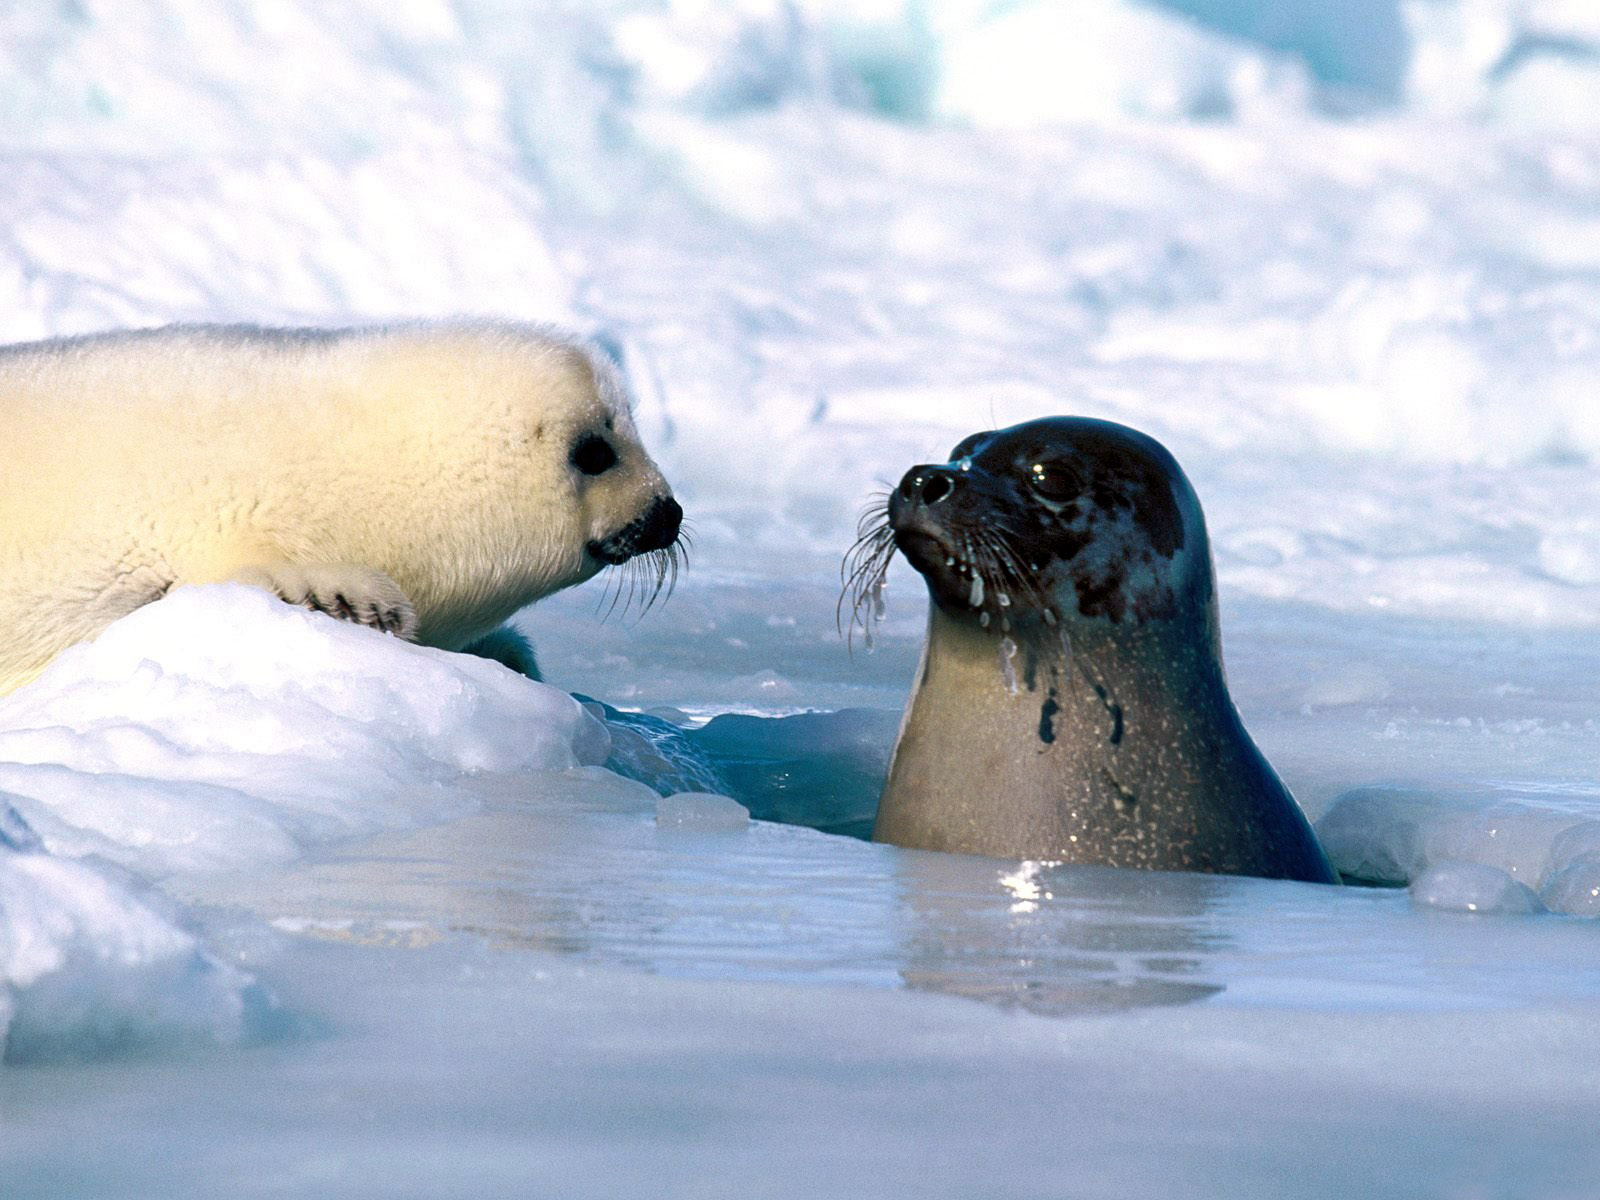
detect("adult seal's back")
[852,417,1336,884]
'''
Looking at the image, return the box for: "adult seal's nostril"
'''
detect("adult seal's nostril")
[920,471,954,505]
[896,465,959,507]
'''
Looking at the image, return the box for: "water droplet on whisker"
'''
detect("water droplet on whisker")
[998,636,1019,695]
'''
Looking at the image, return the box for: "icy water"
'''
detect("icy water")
[9,575,1598,1198]
[6,0,1600,1195]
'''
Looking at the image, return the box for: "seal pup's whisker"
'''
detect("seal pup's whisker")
[595,532,686,623]
[596,563,628,621]
[636,542,677,615]
[611,557,643,622]
[642,521,691,615]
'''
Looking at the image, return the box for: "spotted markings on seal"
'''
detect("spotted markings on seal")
[848,416,1337,883]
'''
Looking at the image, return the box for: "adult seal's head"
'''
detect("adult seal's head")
[851,417,1336,884]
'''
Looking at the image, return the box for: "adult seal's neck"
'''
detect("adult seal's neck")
[874,603,1336,882]
[914,601,1225,751]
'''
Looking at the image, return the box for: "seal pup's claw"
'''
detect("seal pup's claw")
[226,563,419,641]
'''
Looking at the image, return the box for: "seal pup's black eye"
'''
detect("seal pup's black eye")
[571,434,618,476]
[1029,462,1078,501]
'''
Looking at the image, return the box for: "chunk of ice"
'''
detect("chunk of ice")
[656,792,751,832]
[1317,788,1600,894]
[1,849,262,1062]
[1409,862,1545,916]
[0,585,594,876]
[1540,859,1600,917]
[998,636,1019,695]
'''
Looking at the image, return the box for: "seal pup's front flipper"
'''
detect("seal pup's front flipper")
[220,562,418,640]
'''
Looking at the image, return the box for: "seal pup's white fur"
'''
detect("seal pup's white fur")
[0,322,679,694]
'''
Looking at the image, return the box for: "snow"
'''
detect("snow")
[0,585,609,1064]
[0,585,602,880]
[3,1,1600,1196]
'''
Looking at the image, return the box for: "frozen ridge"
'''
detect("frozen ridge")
[0,586,605,877]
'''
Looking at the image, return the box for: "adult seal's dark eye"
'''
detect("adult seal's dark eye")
[571,434,618,476]
[1029,462,1078,501]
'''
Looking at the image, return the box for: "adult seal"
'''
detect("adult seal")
[850,417,1336,883]
[0,321,683,694]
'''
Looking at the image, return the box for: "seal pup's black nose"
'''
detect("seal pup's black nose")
[636,495,683,552]
[589,496,683,565]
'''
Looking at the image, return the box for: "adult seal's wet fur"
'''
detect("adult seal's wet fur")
[849,417,1337,883]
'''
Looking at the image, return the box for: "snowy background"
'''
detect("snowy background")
[4,1,1600,1196]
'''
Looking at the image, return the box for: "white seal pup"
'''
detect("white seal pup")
[0,322,683,694]
[851,417,1336,883]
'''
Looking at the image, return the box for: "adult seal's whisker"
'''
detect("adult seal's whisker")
[837,507,896,646]
[984,529,1052,614]
[854,491,892,538]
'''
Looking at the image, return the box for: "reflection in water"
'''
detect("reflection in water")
[571,704,1231,1016]
[890,851,1228,1016]
[170,759,1600,1027]
[178,771,1230,1024]
[192,707,1231,1016]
